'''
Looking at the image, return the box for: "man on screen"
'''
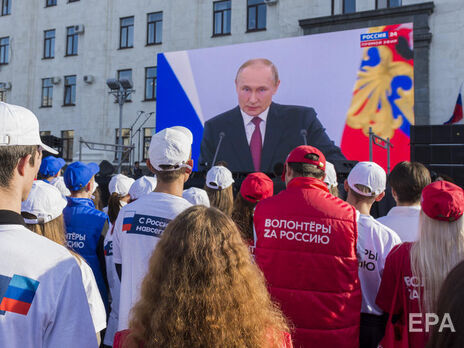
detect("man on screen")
[199,58,345,173]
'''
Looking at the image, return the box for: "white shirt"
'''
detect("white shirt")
[0,224,97,347]
[377,205,421,242]
[240,107,269,145]
[76,256,107,333]
[112,192,192,330]
[103,222,120,346]
[356,213,401,315]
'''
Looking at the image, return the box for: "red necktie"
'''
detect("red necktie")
[250,117,262,172]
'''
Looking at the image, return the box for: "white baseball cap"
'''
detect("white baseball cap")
[129,175,157,200]
[324,161,338,188]
[347,161,386,197]
[0,102,58,154]
[183,187,210,207]
[21,181,67,224]
[108,174,135,196]
[206,166,234,190]
[148,126,193,171]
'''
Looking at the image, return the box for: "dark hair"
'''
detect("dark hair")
[231,193,256,241]
[0,145,38,187]
[427,260,464,348]
[107,192,123,224]
[152,168,185,183]
[388,161,431,204]
[273,162,284,177]
[287,154,325,180]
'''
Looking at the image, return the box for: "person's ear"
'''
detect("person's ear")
[344,179,349,193]
[85,181,92,193]
[17,154,33,177]
[273,79,281,94]
[375,191,386,202]
[146,159,155,173]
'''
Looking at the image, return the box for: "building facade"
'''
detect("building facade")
[0,0,462,163]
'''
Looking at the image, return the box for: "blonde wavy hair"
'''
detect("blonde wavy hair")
[127,205,289,348]
[411,211,464,313]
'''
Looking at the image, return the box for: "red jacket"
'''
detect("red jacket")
[254,177,361,348]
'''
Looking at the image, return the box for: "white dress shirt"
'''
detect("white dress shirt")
[240,107,269,146]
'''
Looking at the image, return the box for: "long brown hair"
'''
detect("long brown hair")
[22,213,81,264]
[205,185,234,216]
[231,193,256,242]
[107,192,124,224]
[127,205,289,348]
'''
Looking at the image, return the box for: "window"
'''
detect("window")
[343,0,356,13]
[0,37,9,64]
[66,26,78,56]
[143,127,154,160]
[43,29,55,59]
[376,0,401,8]
[147,12,162,45]
[1,0,11,16]
[120,16,134,49]
[117,69,132,101]
[41,78,53,107]
[63,75,76,106]
[247,0,266,32]
[46,0,57,7]
[61,130,74,161]
[213,1,231,36]
[0,90,5,102]
[144,67,157,101]
[115,128,131,162]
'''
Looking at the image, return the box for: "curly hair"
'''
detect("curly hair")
[127,205,289,348]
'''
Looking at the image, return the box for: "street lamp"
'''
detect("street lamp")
[107,78,135,173]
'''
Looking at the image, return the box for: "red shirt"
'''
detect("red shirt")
[376,242,429,348]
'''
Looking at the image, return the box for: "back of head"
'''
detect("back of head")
[347,161,386,204]
[39,156,65,179]
[411,181,464,313]
[388,161,431,204]
[128,205,288,347]
[182,187,210,207]
[205,166,234,216]
[64,161,100,193]
[129,176,157,201]
[427,260,464,348]
[0,102,58,190]
[232,172,273,241]
[148,126,193,184]
[284,146,326,182]
[21,181,69,247]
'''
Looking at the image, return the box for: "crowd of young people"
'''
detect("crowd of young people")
[1,101,463,348]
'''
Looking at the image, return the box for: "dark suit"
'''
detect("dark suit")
[199,102,345,173]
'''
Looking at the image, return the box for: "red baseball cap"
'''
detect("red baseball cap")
[240,172,273,203]
[281,145,326,182]
[421,181,464,222]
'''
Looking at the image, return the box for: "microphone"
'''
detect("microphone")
[211,132,225,168]
[300,129,308,145]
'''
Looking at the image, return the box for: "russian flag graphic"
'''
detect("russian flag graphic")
[0,274,40,316]
[122,211,136,232]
